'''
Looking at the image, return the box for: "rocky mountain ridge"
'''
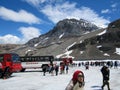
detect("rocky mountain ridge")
[26,19,99,47]
[1,18,120,60]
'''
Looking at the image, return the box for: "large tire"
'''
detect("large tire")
[0,69,3,78]
[20,68,26,72]
[2,67,12,79]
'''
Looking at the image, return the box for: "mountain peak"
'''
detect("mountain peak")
[26,18,99,47]
[49,18,99,37]
[57,18,98,29]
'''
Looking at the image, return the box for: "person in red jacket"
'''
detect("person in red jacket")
[65,70,85,90]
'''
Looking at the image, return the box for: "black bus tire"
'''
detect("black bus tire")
[0,69,3,78]
[3,67,12,79]
[20,68,26,72]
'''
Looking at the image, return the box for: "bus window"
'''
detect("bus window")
[40,57,44,61]
[0,55,3,62]
[19,56,54,64]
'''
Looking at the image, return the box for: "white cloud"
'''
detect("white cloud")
[19,27,41,43]
[24,0,65,7]
[0,27,41,44]
[40,2,110,28]
[101,3,118,15]
[0,34,20,44]
[101,9,111,14]
[0,6,40,24]
[24,1,110,28]
[111,3,117,8]
[111,3,118,12]
[24,0,46,7]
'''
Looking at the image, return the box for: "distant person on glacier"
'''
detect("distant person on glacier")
[65,70,85,90]
[114,61,118,68]
[65,65,69,74]
[101,65,110,90]
[54,64,59,76]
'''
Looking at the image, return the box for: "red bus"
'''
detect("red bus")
[0,53,54,79]
[0,53,22,79]
[62,57,73,65]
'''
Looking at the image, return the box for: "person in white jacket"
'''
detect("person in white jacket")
[65,70,85,90]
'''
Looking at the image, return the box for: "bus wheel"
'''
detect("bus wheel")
[21,68,26,72]
[3,67,12,79]
[0,69,3,78]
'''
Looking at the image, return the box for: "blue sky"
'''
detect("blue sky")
[0,0,120,44]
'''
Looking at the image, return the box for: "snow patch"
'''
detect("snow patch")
[59,33,64,39]
[97,29,107,36]
[34,43,39,47]
[44,37,49,40]
[104,53,110,56]
[56,42,77,58]
[115,48,120,55]
[66,42,76,51]
[80,51,84,54]
[84,31,90,35]
[80,40,84,43]
[34,37,49,47]
[25,49,32,54]
[97,45,102,48]
[56,50,74,59]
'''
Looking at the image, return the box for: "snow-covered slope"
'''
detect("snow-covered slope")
[0,60,120,90]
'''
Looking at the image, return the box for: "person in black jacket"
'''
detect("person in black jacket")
[101,65,110,90]
[55,65,59,76]
[42,66,47,76]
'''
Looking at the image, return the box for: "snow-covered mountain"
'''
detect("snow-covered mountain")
[26,19,99,47]
[68,19,120,60]
[1,18,120,60]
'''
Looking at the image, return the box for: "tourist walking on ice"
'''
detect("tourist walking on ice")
[55,64,59,76]
[101,65,110,90]
[66,65,69,74]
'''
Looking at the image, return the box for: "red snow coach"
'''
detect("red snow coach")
[59,57,73,66]
[0,53,22,79]
[62,57,73,65]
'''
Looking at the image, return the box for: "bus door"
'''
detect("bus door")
[4,54,12,68]
[0,55,4,69]
[11,54,22,72]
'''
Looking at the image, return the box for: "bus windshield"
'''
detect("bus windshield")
[12,54,20,62]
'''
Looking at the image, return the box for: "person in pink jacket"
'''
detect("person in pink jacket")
[65,70,85,90]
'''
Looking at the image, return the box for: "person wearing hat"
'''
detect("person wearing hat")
[65,70,85,90]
